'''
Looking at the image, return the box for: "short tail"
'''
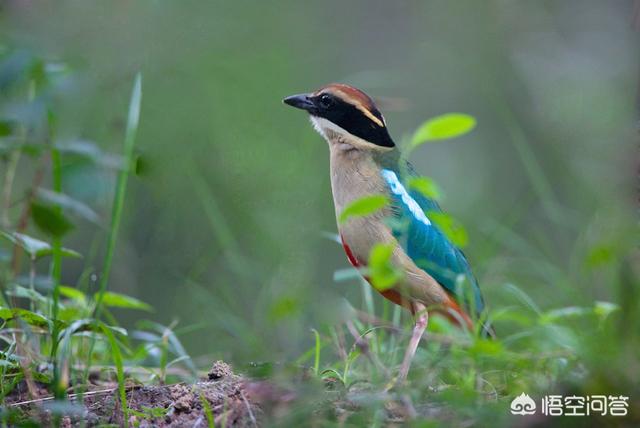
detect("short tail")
[443,296,497,339]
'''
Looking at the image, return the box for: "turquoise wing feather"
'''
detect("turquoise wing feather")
[380,168,485,315]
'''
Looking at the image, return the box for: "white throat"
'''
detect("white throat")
[309,116,392,152]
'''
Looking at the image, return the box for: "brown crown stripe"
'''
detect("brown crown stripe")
[317,84,386,128]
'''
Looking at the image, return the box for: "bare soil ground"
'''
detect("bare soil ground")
[5,361,262,427]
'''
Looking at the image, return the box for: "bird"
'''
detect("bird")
[283,83,491,383]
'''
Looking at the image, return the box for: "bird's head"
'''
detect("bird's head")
[283,83,395,151]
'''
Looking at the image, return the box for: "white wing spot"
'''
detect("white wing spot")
[381,169,431,226]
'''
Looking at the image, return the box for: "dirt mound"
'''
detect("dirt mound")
[5,361,261,427]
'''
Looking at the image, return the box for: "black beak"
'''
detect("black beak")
[283,93,316,112]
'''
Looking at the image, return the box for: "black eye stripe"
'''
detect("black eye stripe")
[313,96,394,148]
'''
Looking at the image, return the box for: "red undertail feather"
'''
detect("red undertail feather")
[340,235,360,268]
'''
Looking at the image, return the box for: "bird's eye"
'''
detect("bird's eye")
[318,94,334,108]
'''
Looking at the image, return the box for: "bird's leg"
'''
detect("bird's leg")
[397,303,428,383]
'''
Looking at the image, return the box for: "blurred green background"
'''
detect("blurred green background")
[1,0,637,368]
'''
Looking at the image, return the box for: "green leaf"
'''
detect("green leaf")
[0,119,14,136]
[59,286,87,304]
[62,319,128,339]
[0,307,50,328]
[141,406,169,419]
[540,301,619,322]
[1,231,50,257]
[32,371,52,384]
[7,284,47,304]
[55,140,125,169]
[31,201,74,237]
[503,283,542,315]
[0,139,47,157]
[139,320,197,376]
[490,307,535,327]
[368,243,403,291]
[541,306,591,324]
[468,338,504,356]
[0,231,81,259]
[0,359,19,368]
[426,211,469,247]
[594,301,618,318]
[339,195,388,224]
[268,296,299,321]
[98,322,129,427]
[96,291,153,312]
[585,245,614,267]
[311,328,321,376]
[333,267,367,283]
[408,176,442,200]
[61,248,82,259]
[36,189,100,224]
[411,113,476,146]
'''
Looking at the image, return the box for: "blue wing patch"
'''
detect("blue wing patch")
[381,168,484,315]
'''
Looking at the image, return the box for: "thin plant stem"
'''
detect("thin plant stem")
[93,73,142,319]
[83,73,142,401]
[1,152,20,230]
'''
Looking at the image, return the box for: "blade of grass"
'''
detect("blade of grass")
[99,322,128,428]
[311,328,320,376]
[83,73,141,396]
[48,105,66,402]
[199,391,216,428]
[93,72,142,318]
[189,168,253,280]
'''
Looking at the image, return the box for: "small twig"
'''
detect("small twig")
[9,386,119,407]
[345,320,369,354]
[400,393,417,419]
[333,325,348,360]
[70,363,193,379]
[214,409,230,426]
[240,390,257,427]
[11,152,48,274]
[355,310,468,346]
[14,333,39,402]
[345,320,389,376]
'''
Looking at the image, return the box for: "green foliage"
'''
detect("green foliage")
[0,307,50,328]
[411,113,476,146]
[0,56,196,424]
[129,405,170,421]
[368,243,403,291]
[408,176,442,200]
[35,189,100,224]
[0,231,81,259]
[311,328,321,376]
[339,195,389,224]
[30,201,74,237]
[98,291,153,312]
[426,211,469,247]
